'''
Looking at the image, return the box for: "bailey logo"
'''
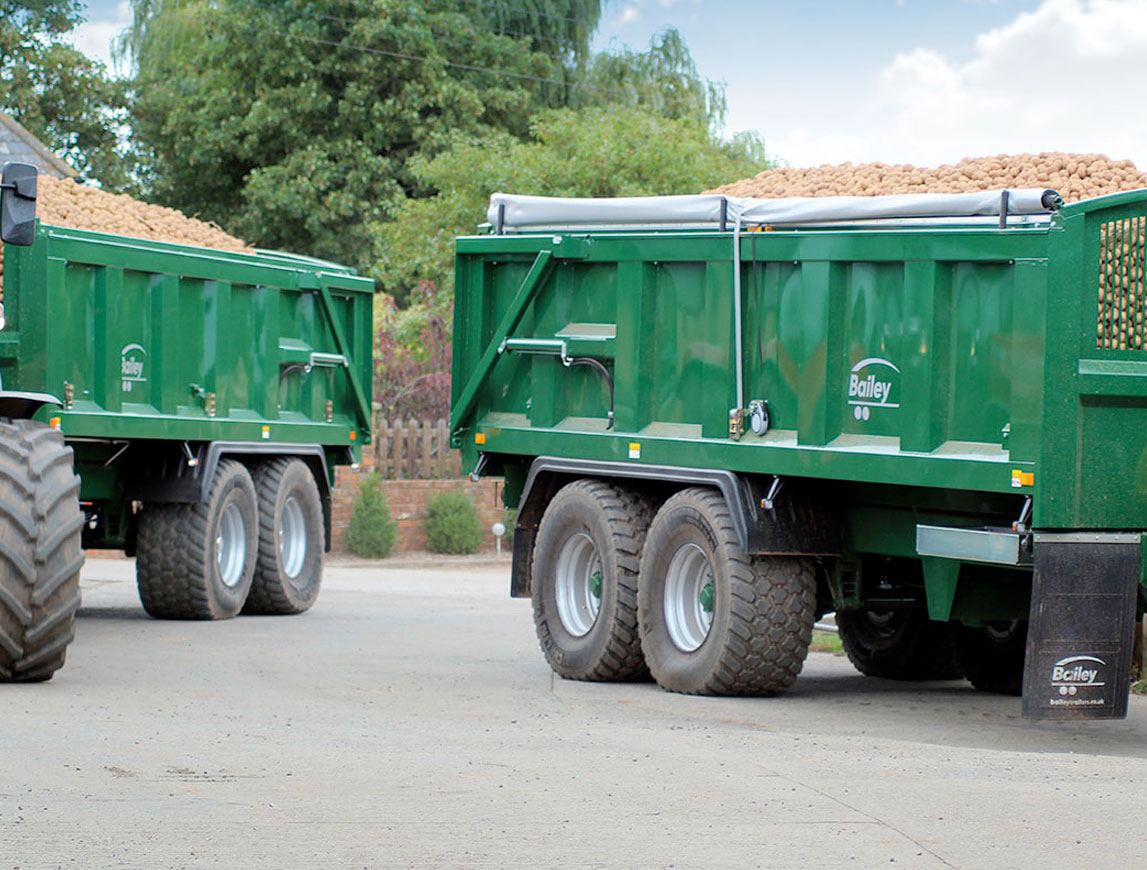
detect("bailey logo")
[1050,654,1106,697]
[847,357,900,421]
[120,343,148,393]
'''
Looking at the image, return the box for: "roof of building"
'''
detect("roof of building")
[0,111,78,179]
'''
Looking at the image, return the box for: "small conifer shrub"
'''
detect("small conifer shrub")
[345,473,397,559]
[425,489,482,555]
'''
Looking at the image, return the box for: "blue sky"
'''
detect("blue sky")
[71,0,1147,168]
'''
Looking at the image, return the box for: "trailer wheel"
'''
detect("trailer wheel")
[531,479,652,681]
[638,487,816,695]
[243,458,324,615]
[0,420,83,682]
[953,620,1027,695]
[136,459,258,620]
[836,606,961,680]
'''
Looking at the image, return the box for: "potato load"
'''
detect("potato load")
[708,152,1147,202]
[0,175,248,297]
[711,152,1147,351]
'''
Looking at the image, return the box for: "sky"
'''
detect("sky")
[70,0,1147,169]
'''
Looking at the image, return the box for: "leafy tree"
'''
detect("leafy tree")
[122,0,575,268]
[378,105,771,304]
[1,0,131,187]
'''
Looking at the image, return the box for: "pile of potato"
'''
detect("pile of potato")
[0,175,248,297]
[708,152,1147,203]
[712,152,1147,351]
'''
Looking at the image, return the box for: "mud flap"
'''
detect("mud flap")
[1022,533,1141,720]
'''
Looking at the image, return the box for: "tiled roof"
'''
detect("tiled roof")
[0,111,78,178]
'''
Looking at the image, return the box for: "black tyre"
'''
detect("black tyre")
[836,606,961,681]
[531,479,652,681]
[0,420,83,682]
[953,620,1028,695]
[638,487,816,696]
[243,458,324,615]
[136,459,258,619]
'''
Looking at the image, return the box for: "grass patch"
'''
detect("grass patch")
[1133,680,1147,696]
[810,630,843,655]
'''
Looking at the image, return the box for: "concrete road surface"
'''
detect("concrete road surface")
[3,557,1147,870]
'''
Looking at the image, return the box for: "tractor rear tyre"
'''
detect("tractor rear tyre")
[531,479,652,681]
[0,420,84,682]
[638,487,817,696]
[243,458,324,615]
[837,606,962,681]
[136,459,258,619]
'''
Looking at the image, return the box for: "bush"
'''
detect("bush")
[345,473,397,559]
[425,489,482,555]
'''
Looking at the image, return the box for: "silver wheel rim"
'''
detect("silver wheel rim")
[663,542,715,652]
[554,532,603,637]
[279,495,307,580]
[216,501,246,588]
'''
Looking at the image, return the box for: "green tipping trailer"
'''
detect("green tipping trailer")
[0,163,373,681]
[451,187,1147,720]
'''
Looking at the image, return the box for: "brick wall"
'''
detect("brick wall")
[330,464,511,554]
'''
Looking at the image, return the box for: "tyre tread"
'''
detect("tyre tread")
[0,420,83,682]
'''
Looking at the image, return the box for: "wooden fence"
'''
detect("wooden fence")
[372,417,463,480]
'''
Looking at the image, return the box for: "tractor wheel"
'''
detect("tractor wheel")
[0,420,83,682]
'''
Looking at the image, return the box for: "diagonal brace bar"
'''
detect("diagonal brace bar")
[450,250,555,437]
[316,282,373,435]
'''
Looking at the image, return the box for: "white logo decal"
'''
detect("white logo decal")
[847,357,900,421]
[121,343,148,393]
[1050,654,1106,697]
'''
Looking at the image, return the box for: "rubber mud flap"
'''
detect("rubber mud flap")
[1022,534,1140,720]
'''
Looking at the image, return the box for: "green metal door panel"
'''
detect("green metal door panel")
[613,261,656,433]
[650,261,732,438]
[750,260,800,434]
[899,260,951,452]
[948,262,1014,447]
[839,262,905,441]
[1075,396,1147,527]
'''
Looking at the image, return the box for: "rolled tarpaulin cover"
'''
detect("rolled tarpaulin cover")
[486,189,1061,230]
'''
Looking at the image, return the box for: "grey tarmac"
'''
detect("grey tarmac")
[2,557,1146,869]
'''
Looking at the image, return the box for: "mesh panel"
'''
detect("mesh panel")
[1098,217,1147,350]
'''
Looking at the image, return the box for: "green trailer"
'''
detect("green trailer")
[451,186,1147,720]
[0,163,373,681]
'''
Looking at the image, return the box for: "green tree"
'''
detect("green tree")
[122,0,579,268]
[345,473,397,559]
[1,0,131,187]
[573,28,728,130]
[378,105,771,304]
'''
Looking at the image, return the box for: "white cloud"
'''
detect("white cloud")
[881,0,1147,164]
[67,1,132,75]
[754,0,1147,169]
[621,5,643,24]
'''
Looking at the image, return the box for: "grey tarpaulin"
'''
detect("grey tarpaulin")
[486,189,1060,230]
